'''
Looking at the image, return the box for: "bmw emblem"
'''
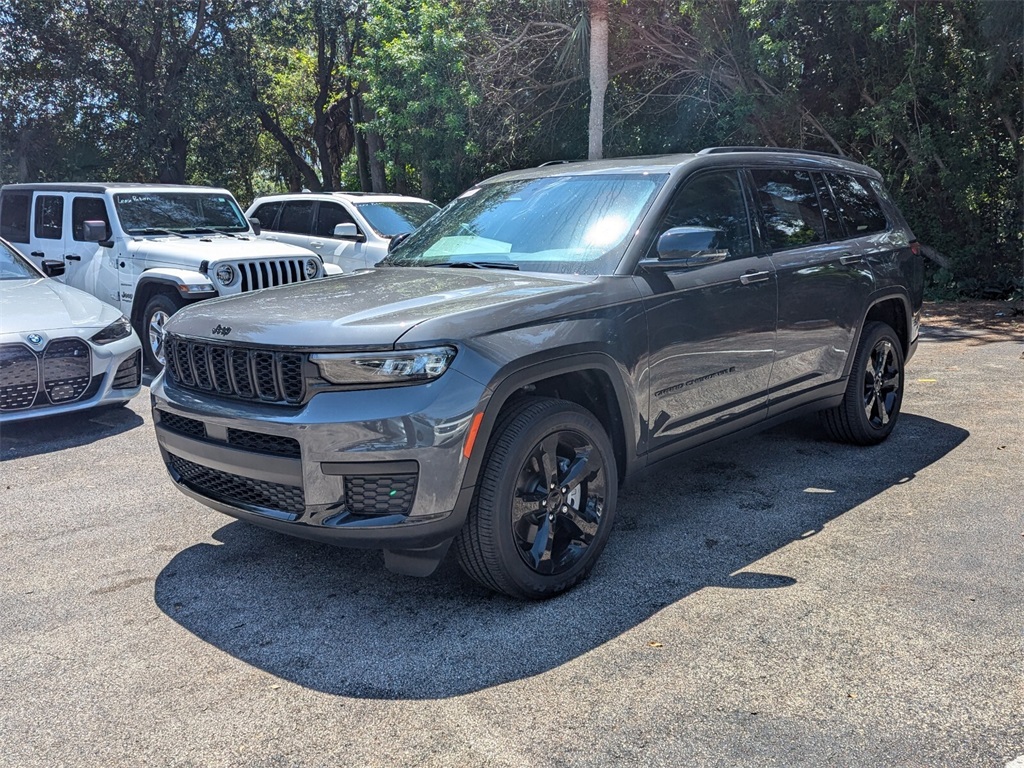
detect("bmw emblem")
[27,333,44,347]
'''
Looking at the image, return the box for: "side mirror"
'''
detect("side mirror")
[82,220,108,242]
[41,260,65,278]
[247,217,262,235]
[333,222,364,241]
[388,232,411,253]
[655,226,730,266]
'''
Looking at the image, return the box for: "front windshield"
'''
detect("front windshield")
[0,241,43,280]
[114,192,248,234]
[386,173,666,275]
[356,201,439,237]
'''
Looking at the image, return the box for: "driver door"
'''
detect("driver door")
[636,169,777,458]
[64,196,120,307]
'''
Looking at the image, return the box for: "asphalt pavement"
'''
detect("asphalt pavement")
[1,329,1021,767]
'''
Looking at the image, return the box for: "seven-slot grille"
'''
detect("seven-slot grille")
[165,334,305,404]
[235,258,316,292]
[1,339,92,412]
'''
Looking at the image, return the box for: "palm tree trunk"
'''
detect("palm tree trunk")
[588,0,609,160]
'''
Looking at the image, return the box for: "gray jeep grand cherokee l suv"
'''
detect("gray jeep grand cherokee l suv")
[151,147,923,599]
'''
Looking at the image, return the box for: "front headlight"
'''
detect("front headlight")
[304,258,320,279]
[311,346,456,387]
[215,264,236,286]
[90,315,133,345]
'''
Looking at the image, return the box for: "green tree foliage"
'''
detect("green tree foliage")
[356,0,482,201]
[2,0,1020,295]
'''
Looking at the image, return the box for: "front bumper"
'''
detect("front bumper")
[151,368,487,557]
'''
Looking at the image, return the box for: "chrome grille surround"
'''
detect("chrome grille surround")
[164,334,306,405]
[1,339,93,412]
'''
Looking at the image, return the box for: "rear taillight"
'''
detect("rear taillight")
[910,241,921,255]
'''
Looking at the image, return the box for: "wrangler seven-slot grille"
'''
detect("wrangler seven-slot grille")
[237,258,316,292]
[165,335,305,405]
[1,339,93,412]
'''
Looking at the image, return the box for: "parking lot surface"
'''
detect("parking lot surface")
[1,323,1022,767]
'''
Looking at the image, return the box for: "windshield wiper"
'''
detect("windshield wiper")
[445,261,520,271]
[132,227,187,238]
[183,227,240,238]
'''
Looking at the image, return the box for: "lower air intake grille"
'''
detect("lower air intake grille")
[158,410,206,440]
[227,428,301,458]
[112,351,142,389]
[345,474,417,516]
[168,453,305,515]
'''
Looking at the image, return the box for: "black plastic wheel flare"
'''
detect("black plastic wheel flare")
[862,339,900,428]
[510,429,606,575]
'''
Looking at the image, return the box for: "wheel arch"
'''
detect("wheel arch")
[464,353,639,492]
[130,270,215,328]
[846,291,912,378]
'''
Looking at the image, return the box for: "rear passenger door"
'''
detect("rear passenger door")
[638,169,777,457]
[313,201,367,271]
[267,200,316,252]
[750,167,874,413]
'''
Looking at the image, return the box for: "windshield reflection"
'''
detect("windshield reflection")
[387,173,667,275]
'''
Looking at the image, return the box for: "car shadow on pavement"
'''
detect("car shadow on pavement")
[0,405,144,460]
[154,413,967,699]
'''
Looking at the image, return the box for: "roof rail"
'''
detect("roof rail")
[538,159,571,167]
[698,146,844,159]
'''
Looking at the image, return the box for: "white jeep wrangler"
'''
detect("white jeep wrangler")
[0,183,339,370]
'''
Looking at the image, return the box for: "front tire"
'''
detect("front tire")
[822,321,905,445]
[141,292,184,372]
[455,398,618,599]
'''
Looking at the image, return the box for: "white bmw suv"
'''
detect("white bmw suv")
[245,192,439,273]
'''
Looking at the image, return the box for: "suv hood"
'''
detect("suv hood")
[131,235,314,266]
[0,278,121,334]
[166,268,594,348]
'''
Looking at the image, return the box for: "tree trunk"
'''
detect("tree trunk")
[352,95,373,192]
[587,0,609,160]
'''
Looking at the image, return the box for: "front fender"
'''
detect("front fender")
[137,268,218,300]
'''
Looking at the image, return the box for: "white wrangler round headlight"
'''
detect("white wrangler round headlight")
[304,258,320,279]
[215,264,236,286]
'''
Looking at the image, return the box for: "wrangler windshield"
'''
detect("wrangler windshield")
[114,192,248,234]
[385,174,666,275]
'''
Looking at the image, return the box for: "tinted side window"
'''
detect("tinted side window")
[751,169,825,250]
[72,197,111,241]
[34,195,64,239]
[0,192,31,242]
[277,201,315,234]
[252,202,282,230]
[826,173,888,235]
[315,202,355,238]
[812,173,841,240]
[656,171,752,257]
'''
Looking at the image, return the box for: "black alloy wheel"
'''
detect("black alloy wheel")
[455,397,618,599]
[821,321,905,445]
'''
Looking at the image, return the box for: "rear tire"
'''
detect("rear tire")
[141,292,183,372]
[455,397,618,599]
[821,321,905,445]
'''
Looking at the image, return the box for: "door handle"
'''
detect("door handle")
[30,251,44,257]
[839,253,863,265]
[740,270,771,285]
[310,241,324,248]
[65,254,81,261]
